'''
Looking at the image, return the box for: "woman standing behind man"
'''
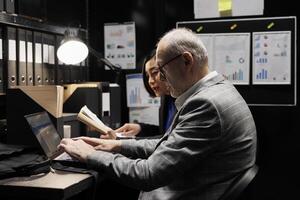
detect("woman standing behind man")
[115,49,177,138]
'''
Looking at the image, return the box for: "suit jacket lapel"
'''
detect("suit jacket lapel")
[154,110,180,150]
[154,74,225,150]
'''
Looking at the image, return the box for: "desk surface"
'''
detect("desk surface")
[0,169,95,200]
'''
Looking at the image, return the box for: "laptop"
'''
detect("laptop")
[24,111,85,167]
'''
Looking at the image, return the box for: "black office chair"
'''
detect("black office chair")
[219,164,259,200]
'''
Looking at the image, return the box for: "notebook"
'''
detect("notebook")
[24,111,84,167]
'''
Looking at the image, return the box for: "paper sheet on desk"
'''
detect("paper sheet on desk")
[115,132,136,139]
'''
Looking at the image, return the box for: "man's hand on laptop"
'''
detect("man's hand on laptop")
[58,138,95,162]
[76,136,122,153]
[59,137,122,162]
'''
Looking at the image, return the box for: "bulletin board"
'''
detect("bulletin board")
[177,16,297,106]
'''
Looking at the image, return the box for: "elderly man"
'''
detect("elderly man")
[59,28,257,200]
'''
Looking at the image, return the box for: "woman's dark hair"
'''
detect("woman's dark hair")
[142,49,156,97]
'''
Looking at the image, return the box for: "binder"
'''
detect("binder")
[18,28,27,86]
[70,64,79,83]
[57,68,64,84]
[76,64,81,83]
[5,0,15,14]
[56,35,64,84]
[0,27,3,93]
[48,34,56,85]
[80,59,87,82]
[56,59,64,84]
[33,31,43,85]
[42,33,49,85]
[63,66,71,84]
[78,66,83,82]
[0,0,4,11]
[7,26,17,88]
[26,30,34,86]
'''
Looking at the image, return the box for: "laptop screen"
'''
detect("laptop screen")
[25,112,61,159]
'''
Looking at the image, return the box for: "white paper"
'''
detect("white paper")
[232,0,264,16]
[129,107,159,126]
[81,105,106,127]
[0,39,2,60]
[8,40,16,61]
[213,33,250,85]
[19,41,26,62]
[126,74,160,107]
[27,42,33,63]
[104,22,136,69]
[48,45,55,64]
[252,31,291,84]
[102,92,110,113]
[194,0,219,19]
[43,44,49,63]
[35,43,42,64]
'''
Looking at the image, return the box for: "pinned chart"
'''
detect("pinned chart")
[252,31,291,84]
[198,33,250,85]
[104,22,136,70]
[213,33,250,85]
[126,73,161,125]
[126,74,160,107]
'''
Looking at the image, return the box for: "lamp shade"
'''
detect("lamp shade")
[57,37,88,65]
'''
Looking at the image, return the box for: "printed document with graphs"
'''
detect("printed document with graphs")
[77,105,112,134]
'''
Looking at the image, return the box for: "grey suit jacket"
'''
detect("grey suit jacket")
[87,73,257,200]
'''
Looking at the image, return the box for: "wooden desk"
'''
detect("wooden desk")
[0,169,95,200]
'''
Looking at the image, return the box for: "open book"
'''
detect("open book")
[78,105,136,139]
[77,105,112,134]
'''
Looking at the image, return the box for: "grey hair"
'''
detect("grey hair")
[158,28,208,66]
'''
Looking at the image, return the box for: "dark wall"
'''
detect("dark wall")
[45,0,87,28]
[245,1,299,199]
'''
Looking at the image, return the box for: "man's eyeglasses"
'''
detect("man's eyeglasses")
[158,54,182,80]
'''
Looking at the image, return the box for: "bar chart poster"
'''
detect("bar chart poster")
[213,33,250,85]
[126,74,160,107]
[252,31,291,84]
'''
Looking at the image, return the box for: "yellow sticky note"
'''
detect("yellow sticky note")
[219,0,232,17]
